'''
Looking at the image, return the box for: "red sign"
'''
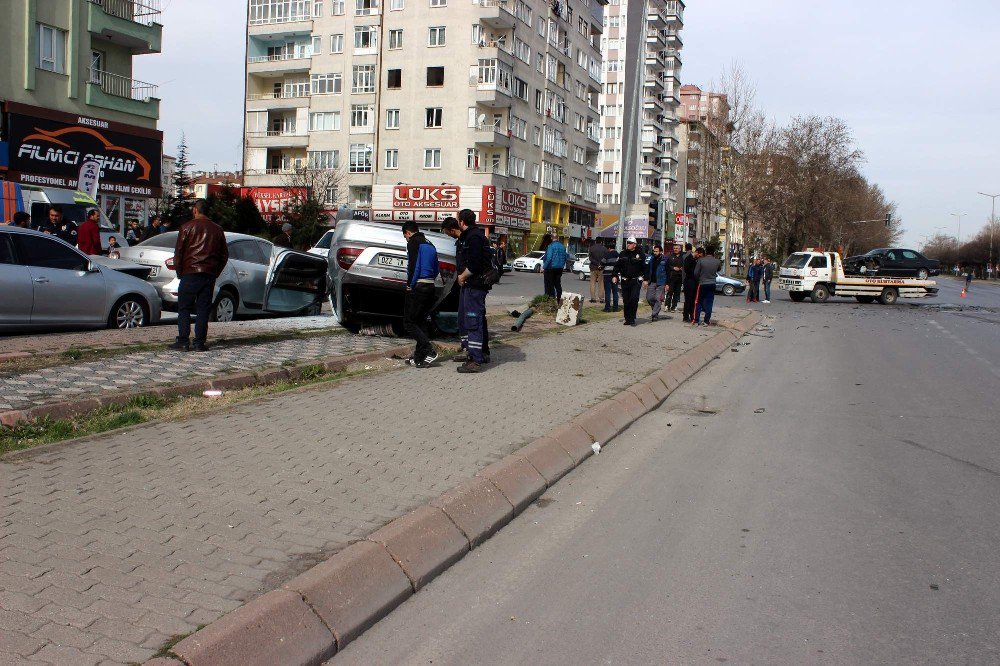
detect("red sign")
[494,189,531,229]
[392,185,461,209]
[239,187,307,215]
[481,186,496,226]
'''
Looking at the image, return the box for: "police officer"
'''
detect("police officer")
[612,236,646,326]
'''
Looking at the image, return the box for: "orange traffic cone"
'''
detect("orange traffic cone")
[961,288,967,298]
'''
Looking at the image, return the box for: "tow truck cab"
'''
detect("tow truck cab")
[779,250,937,304]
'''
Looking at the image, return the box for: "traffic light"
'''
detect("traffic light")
[885,213,892,228]
[649,200,659,229]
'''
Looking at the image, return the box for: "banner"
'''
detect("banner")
[77,159,102,199]
[239,187,308,217]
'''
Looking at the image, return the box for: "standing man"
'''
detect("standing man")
[273,222,294,248]
[143,215,163,240]
[682,243,698,323]
[602,245,620,312]
[645,244,669,321]
[541,233,567,300]
[588,239,608,304]
[693,246,722,326]
[613,237,646,326]
[747,258,763,303]
[762,259,774,303]
[7,211,31,229]
[77,208,102,256]
[402,221,440,368]
[452,209,492,373]
[665,243,684,312]
[168,200,229,352]
[48,206,77,245]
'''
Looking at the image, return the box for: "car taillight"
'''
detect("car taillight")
[337,247,364,270]
[438,261,456,280]
[165,256,174,270]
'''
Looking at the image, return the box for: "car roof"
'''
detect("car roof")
[140,230,266,243]
[0,225,87,252]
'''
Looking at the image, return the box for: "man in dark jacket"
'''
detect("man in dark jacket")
[168,200,229,352]
[77,209,102,255]
[588,240,608,303]
[452,209,491,373]
[402,221,440,368]
[613,237,646,326]
[682,243,698,322]
[273,223,294,248]
[693,246,722,326]
[762,259,774,303]
[665,243,684,312]
[601,247,620,312]
[747,258,763,303]
[645,244,669,321]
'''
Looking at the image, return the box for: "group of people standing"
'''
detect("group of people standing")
[745,258,776,303]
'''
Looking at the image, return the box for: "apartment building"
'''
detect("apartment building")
[0,0,164,232]
[677,83,730,246]
[596,0,682,239]
[244,0,606,252]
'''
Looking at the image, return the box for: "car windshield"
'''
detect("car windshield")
[782,253,811,269]
[527,251,544,258]
[313,232,333,249]
[137,232,179,248]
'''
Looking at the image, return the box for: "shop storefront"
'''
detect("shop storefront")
[1,102,162,234]
[493,188,531,255]
[371,184,495,231]
[567,204,597,255]
[529,195,570,251]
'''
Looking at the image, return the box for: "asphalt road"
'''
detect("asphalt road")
[333,283,1000,664]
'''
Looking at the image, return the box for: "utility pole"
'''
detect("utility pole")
[950,212,965,246]
[977,192,997,278]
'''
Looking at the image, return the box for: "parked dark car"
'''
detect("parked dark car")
[844,248,940,280]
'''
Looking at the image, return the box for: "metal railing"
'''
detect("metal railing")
[88,68,158,102]
[248,53,312,63]
[89,0,162,26]
[247,91,311,101]
[245,130,308,138]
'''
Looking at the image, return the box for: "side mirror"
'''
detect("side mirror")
[88,261,101,273]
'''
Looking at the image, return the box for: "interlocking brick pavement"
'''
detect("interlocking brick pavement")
[0,307,745,664]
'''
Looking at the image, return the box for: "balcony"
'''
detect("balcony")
[246,91,312,110]
[474,121,511,148]
[248,8,312,37]
[248,53,312,75]
[87,0,162,54]
[245,130,310,148]
[472,164,509,177]
[475,0,516,30]
[85,68,160,119]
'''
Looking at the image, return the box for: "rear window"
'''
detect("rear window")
[313,232,333,250]
[528,251,544,258]
[137,232,179,248]
[782,253,810,269]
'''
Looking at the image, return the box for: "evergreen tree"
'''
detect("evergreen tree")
[165,136,194,227]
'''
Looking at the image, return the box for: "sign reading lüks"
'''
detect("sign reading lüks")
[371,185,530,229]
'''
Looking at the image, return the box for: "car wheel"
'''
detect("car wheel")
[108,296,148,329]
[534,264,542,273]
[789,291,807,302]
[810,284,830,303]
[916,268,929,280]
[856,295,876,304]
[878,287,899,305]
[211,291,237,323]
[722,284,735,297]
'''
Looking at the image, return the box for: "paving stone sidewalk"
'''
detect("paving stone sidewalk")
[0,307,745,665]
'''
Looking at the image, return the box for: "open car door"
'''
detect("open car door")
[262,249,329,315]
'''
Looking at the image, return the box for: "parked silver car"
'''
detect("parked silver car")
[327,220,458,329]
[0,226,161,330]
[119,231,328,321]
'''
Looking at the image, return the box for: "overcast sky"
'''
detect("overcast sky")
[137,0,1000,247]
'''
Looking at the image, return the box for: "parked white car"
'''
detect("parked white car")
[574,257,591,279]
[308,230,334,257]
[512,251,545,272]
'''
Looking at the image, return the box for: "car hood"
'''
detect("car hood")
[91,255,153,280]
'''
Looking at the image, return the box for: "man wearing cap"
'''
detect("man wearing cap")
[612,237,646,326]
[273,223,294,248]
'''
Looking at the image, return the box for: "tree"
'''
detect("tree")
[164,136,194,227]
[281,167,344,249]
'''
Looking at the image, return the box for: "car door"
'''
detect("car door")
[900,250,921,275]
[12,232,106,325]
[0,232,34,325]
[227,239,268,310]
[262,249,329,315]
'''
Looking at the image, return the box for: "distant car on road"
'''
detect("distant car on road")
[0,226,161,330]
[574,256,591,279]
[119,231,328,322]
[512,251,545,272]
[715,275,746,297]
[844,248,940,280]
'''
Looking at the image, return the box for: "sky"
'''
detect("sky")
[137,0,1000,248]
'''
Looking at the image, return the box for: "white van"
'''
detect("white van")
[18,186,127,252]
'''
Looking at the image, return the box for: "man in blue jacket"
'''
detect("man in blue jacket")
[402,221,440,368]
[747,258,763,303]
[645,243,669,321]
[541,233,567,299]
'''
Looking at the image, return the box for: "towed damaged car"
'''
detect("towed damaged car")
[844,248,940,279]
[327,220,458,330]
[0,226,161,330]
[119,231,328,321]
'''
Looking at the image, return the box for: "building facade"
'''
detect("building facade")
[677,83,729,248]
[243,0,606,253]
[0,0,164,232]
[596,0,682,240]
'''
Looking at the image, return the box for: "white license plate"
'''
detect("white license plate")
[148,266,159,277]
[376,255,406,269]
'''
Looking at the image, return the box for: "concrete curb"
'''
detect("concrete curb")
[148,311,764,666]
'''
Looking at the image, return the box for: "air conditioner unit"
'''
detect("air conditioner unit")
[568,194,578,203]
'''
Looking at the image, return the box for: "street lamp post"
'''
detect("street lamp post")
[950,212,965,246]
[977,192,997,279]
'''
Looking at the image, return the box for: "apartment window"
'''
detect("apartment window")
[332,0,345,14]
[325,186,339,204]
[37,24,66,74]
[508,155,526,178]
[349,143,373,173]
[284,77,310,96]
[425,107,443,128]
[311,36,322,54]
[331,34,344,52]
[313,0,323,16]
[423,148,441,168]
[513,38,530,63]
[514,0,532,25]
[430,0,446,6]
[350,104,373,129]
[354,25,377,50]
[352,64,376,93]
[535,53,544,74]
[311,73,342,94]
[385,149,399,169]
[308,150,340,169]
[472,24,482,45]
[355,0,378,15]
[390,0,404,8]
[386,108,400,128]
[512,77,528,101]
[531,163,540,183]
[309,112,342,131]
[388,29,403,49]
[428,26,446,47]
[534,90,543,114]
[573,145,585,163]
[426,66,444,86]
[387,68,402,89]
[532,126,541,146]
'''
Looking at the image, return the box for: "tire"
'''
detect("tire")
[878,287,899,305]
[211,290,237,323]
[107,296,148,329]
[533,264,542,273]
[789,291,807,302]
[855,295,876,304]
[722,284,736,297]
[810,284,830,303]
[579,271,587,281]
[916,268,929,280]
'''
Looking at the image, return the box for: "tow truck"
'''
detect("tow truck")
[778,250,938,304]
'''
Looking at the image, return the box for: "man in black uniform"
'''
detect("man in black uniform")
[612,236,646,326]
[681,243,698,323]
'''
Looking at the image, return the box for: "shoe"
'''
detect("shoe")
[651,315,658,321]
[613,307,620,312]
[192,342,210,352]
[603,308,611,312]
[168,340,190,352]
[682,317,690,323]
[763,300,770,304]
[456,360,483,373]
[413,359,432,369]
[482,354,491,364]
[623,321,631,326]
[630,322,637,327]
[424,350,439,364]
[452,352,471,362]
[589,299,596,303]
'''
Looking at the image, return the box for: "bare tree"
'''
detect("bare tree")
[281,167,346,249]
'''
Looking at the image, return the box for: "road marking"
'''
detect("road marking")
[929,319,1000,379]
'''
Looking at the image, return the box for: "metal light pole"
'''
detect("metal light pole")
[950,212,965,245]
[977,192,997,279]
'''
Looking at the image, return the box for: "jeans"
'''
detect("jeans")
[603,272,619,310]
[682,278,697,321]
[763,280,772,301]
[667,276,683,310]
[621,279,641,324]
[646,283,665,318]
[177,273,216,344]
[543,268,564,299]
[695,283,716,324]
[403,283,436,361]
[459,286,489,363]
[590,268,604,301]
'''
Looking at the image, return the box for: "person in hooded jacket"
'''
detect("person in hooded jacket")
[402,221,440,368]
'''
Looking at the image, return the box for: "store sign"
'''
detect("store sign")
[624,215,650,239]
[673,213,690,242]
[239,187,307,215]
[3,102,163,197]
[372,184,502,226]
[494,189,531,230]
